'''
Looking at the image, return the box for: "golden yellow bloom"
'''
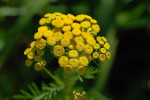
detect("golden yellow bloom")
[84,44,93,54]
[67,14,76,20]
[76,43,85,51]
[99,54,106,62]
[43,30,53,38]
[85,15,92,20]
[96,36,101,42]
[104,42,110,50]
[45,17,51,24]
[39,18,46,25]
[99,40,104,46]
[24,48,30,55]
[64,31,73,39]
[71,23,81,29]
[100,48,106,54]
[34,55,41,61]
[69,50,78,58]
[106,52,111,59]
[53,45,65,57]
[61,14,67,19]
[47,37,56,46]
[90,19,97,24]
[92,24,100,34]
[62,25,71,32]
[76,15,85,21]
[87,27,93,32]
[37,49,44,56]
[36,38,46,49]
[60,38,70,47]
[77,66,86,75]
[74,36,84,43]
[34,63,42,71]
[30,47,36,53]
[55,16,62,20]
[92,52,99,59]
[30,41,36,47]
[38,26,48,33]
[44,13,51,17]
[44,13,56,19]
[101,36,107,42]
[64,65,72,73]
[69,58,79,67]
[81,32,91,39]
[63,18,73,25]
[72,29,81,35]
[83,53,91,61]
[52,28,61,33]
[79,56,89,66]
[34,32,43,39]
[52,19,64,28]
[53,32,63,41]
[54,12,62,15]
[68,41,76,49]
[25,59,32,67]
[41,60,47,66]
[93,43,100,49]
[58,56,68,67]
[86,37,96,46]
[81,21,91,28]
[27,52,35,59]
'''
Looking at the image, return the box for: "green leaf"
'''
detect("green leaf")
[78,75,83,83]
[20,90,33,98]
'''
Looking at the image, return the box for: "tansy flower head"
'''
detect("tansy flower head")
[24,12,111,75]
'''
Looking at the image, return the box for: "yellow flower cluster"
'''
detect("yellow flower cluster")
[24,12,111,75]
[73,90,86,100]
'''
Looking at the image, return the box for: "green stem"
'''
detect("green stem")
[65,73,72,100]
[43,67,64,86]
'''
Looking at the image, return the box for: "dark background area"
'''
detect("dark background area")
[0,0,150,100]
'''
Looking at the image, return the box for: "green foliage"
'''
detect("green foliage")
[13,82,64,100]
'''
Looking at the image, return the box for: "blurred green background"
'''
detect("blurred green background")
[0,0,150,100]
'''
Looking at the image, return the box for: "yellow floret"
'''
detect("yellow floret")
[39,18,46,25]
[68,41,76,49]
[101,36,107,42]
[34,63,42,71]
[86,37,96,46]
[34,32,43,39]
[96,36,101,42]
[53,32,63,41]
[67,14,76,20]
[76,15,85,21]
[41,60,47,66]
[64,31,73,39]
[83,53,92,61]
[34,55,41,61]
[30,41,36,47]
[77,66,86,75]
[74,36,84,43]
[44,13,56,19]
[84,44,93,54]
[100,48,106,54]
[63,18,73,25]
[25,59,32,67]
[52,28,61,33]
[52,19,64,28]
[24,48,30,55]
[99,54,106,62]
[36,38,46,49]
[90,19,97,24]
[55,16,62,20]
[79,56,89,66]
[47,37,56,46]
[37,49,44,56]
[76,43,85,51]
[69,58,79,67]
[58,56,69,67]
[72,29,81,35]
[60,38,70,47]
[38,26,48,33]
[81,32,91,39]
[99,40,104,46]
[81,21,91,28]
[71,23,81,29]
[69,50,78,58]
[106,52,111,59]
[104,42,110,50]
[93,43,100,49]
[53,45,65,57]
[54,12,62,16]
[45,17,51,24]
[85,15,92,20]
[62,25,71,32]
[43,30,53,38]
[64,65,72,73]
[92,52,99,59]
[92,24,100,34]
[27,52,35,59]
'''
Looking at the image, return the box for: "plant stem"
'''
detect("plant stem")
[65,73,72,100]
[43,67,64,86]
